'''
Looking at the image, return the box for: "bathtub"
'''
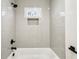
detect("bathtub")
[7,48,60,59]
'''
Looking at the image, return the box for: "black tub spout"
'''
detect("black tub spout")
[11,47,17,50]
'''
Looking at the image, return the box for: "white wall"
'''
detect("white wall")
[50,0,65,59]
[16,0,50,48]
[65,0,77,59]
[1,0,16,59]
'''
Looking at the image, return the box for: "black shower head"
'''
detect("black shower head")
[13,4,18,8]
[11,3,18,8]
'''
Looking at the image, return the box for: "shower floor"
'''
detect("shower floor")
[7,48,60,59]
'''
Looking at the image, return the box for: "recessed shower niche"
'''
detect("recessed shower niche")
[24,8,41,25]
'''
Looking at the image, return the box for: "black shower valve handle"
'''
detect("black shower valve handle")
[10,39,16,45]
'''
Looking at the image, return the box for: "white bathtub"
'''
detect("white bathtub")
[7,48,60,59]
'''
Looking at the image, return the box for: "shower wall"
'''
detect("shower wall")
[16,0,50,48]
[65,0,77,59]
[50,0,65,59]
[1,0,16,59]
